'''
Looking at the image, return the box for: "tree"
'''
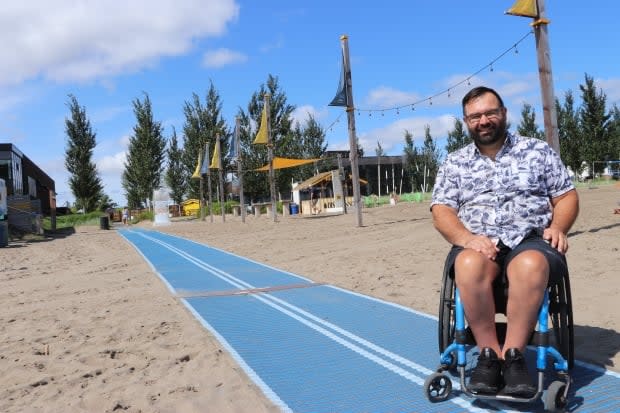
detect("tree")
[403,129,421,192]
[291,114,328,183]
[445,118,471,153]
[165,127,186,205]
[556,90,583,175]
[238,74,296,201]
[122,93,167,208]
[608,104,620,161]
[64,94,104,212]
[421,125,442,191]
[579,74,611,175]
[181,83,229,200]
[516,103,545,140]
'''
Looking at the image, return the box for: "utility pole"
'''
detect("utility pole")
[341,35,363,227]
[533,0,559,153]
[235,117,246,223]
[216,133,225,222]
[206,143,214,223]
[265,93,277,223]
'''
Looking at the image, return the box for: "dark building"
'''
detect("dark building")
[0,143,55,215]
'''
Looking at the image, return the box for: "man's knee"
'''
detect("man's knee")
[506,250,549,288]
[454,249,498,286]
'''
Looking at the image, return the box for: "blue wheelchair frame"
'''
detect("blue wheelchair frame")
[426,287,572,410]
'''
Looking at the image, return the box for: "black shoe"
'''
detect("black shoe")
[501,348,537,398]
[468,348,502,394]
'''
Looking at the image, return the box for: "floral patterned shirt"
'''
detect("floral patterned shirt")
[431,132,574,248]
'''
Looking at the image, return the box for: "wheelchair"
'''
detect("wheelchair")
[424,257,575,412]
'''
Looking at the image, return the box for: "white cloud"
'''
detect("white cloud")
[202,48,247,68]
[0,0,239,86]
[290,105,327,127]
[365,86,422,109]
[597,77,620,105]
[358,114,457,154]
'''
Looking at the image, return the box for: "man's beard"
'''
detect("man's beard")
[469,118,507,147]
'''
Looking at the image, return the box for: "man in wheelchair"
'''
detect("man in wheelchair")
[430,86,579,398]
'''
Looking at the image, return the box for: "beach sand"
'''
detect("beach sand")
[1,183,618,412]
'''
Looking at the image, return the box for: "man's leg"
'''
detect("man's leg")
[503,250,549,353]
[454,249,503,394]
[501,249,548,397]
[454,249,501,356]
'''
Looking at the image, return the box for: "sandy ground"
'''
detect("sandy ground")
[1,183,618,413]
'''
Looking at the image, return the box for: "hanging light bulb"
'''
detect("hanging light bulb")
[411,105,415,111]
[490,64,494,72]
[514,44,519,54]
[396,109,400,115]
[381,111,385,116]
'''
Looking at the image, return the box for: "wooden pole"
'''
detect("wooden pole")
[533,0,560,153]
[236,117,246,223]
[206,144,213,223]
[265,93,277,222]
[337,154,347,214]
[341,35,363,227]
[216,133,225,222]
[200,145,206,221]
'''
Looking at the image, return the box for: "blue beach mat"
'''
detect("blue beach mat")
[120,228,620,413]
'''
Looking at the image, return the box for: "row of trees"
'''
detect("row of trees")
[64,73,619,212]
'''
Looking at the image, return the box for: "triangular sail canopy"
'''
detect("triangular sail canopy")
[506,0,538,18]
[255,157,321,171]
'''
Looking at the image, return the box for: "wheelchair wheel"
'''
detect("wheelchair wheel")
[548,273,574,369]
[438,270,456,353]
[424,372,452,402]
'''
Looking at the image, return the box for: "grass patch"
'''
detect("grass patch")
[42,211,105,230]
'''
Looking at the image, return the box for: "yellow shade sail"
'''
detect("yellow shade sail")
[255,157,321,171]
[191,153,202,179]
[506,0,538,18]
[209,143,220,169]
[253,105,268,144]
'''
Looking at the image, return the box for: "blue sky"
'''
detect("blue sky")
[2,1,619,207]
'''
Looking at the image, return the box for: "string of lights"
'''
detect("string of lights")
[325,29,533,129]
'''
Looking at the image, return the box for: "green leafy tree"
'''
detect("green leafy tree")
[403,129,422,192]
[607,104,620,161]
[64,94,104,212]
[122,93,167,208]
[181,82,229,200]
[292,114,328,183]
[445,118,471,153]
[238,74,296,201]
[516,103,545,140]
[578,74,611,175]
[165,127,186,205]
[421,125,442,191]
[556,90,583,175]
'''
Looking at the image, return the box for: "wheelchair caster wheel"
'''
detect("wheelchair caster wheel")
[544,380,567,412]
[424,372,452,402]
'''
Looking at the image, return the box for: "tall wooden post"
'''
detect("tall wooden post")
[206,144,214,223]
[235,117,246,223]
[216,133,225,222]
[200,144,206,221]
[337,154,347,214]
[265,93,277,222]
[534,0,559,153]
[341,35,363,227]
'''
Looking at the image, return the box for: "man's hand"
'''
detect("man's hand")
[463,235,500,261]
[543,227,569,254]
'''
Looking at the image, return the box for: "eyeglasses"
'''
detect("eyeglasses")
[464,107,504,124]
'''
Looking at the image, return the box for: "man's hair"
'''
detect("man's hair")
[462,86,505,115]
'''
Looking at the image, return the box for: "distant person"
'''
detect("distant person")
[122,207,129,225]
[431,86,579,397]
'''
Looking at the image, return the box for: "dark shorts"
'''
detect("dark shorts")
[443,232,568,287]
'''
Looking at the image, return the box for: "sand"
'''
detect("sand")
[1,183,618,412]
